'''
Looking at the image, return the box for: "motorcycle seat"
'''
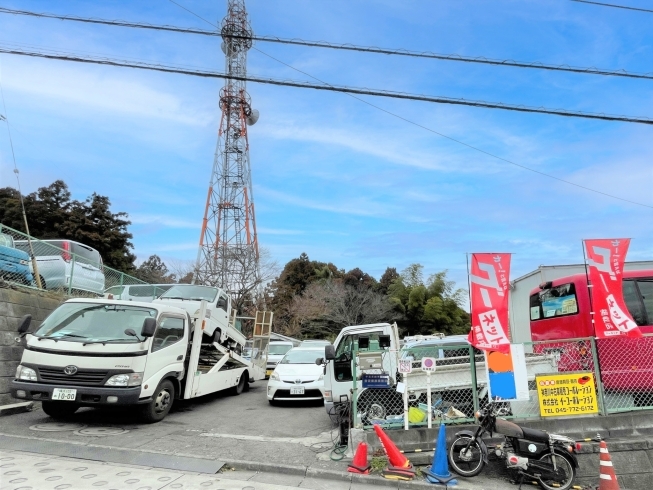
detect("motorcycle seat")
[520,426,550,444]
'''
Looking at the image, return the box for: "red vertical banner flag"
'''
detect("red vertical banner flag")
[584,238,641,338]
[468,253,511,353]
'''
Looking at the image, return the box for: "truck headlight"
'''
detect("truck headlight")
[19,259,28,266]
[270,371,280,381]
[105,373,143,387]
[16,365,37,381]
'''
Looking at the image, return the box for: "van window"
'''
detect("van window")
[0,234,14,247]
[71,242,102,267]
[636,278,653,325]
[623,279,646,326]
[530,283,578,321]
[105,286,124,296]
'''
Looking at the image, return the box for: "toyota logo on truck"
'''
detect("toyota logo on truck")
[63,365,78,375]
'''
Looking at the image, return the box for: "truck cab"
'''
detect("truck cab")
[321,323,399,416]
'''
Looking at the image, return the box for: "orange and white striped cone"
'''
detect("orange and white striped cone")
[598,440,620,490]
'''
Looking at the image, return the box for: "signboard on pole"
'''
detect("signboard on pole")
[421,357,436,372]
[398,359,413,374]
[584,238,641,338]
[536,372,599,417]
[468,253,511,353]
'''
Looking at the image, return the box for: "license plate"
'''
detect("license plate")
[51,388,77,401]
[290,386,305,395]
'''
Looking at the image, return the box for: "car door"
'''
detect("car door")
[143,314,187,395]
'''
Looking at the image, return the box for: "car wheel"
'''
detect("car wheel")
[41,401,79,419]
[140,379,174,423]
[230,374,247,396]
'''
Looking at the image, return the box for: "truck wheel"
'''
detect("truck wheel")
[41,401,79,419]
[230,374,247,396]
[140,379,174,423]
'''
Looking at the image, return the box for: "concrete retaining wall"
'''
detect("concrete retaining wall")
[0,284,63,405]
[354,411,653,490]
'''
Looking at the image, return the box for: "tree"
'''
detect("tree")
[388,264,470,336]
[134,255,176,284]
[0,181,136,273]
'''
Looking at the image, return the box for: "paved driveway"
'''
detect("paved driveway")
[0,383,336,468]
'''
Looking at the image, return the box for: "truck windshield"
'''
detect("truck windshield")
[35,302,158,342]
[269,344,293,355]
[159,285,218,302]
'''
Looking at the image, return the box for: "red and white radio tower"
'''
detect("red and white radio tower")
[194,0,260,301]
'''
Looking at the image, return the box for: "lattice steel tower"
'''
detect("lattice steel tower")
[194,0,260,296]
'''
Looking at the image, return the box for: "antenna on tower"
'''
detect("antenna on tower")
[193,0,261,309]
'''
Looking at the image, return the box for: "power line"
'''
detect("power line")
[571,0,653,13]
[168,1,653,211]
[2,43,653,126]
[2,6,653,81]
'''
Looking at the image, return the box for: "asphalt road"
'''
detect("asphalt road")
[0,381,337,468]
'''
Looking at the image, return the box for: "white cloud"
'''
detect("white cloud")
[0,56,214,126]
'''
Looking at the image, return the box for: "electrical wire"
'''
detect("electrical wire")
[165,1,653,210]
[571,0,653,13]
[2,5,653,81]
[2,43,652,127]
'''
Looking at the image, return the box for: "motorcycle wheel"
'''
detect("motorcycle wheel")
[537,453,576,490]
[448,435,485,477]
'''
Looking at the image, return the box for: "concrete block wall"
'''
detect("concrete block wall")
[0,285,64,405]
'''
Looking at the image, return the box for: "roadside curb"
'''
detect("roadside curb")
[0,401,34,416]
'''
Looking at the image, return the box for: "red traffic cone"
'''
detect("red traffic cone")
[598,441,620,490]
[373,424,412,468]
[348,442,371,474]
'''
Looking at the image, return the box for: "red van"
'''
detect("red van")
[529,270,653,404]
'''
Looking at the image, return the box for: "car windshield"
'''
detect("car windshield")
[280,350,322,364]
[35,302,158,342]
[269,344,293,355]
[159,285,218,302]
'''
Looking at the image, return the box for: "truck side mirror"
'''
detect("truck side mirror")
[141,317,157,338]
[315,357,324,366]
[325,345,336,361]
[17,314,32,334]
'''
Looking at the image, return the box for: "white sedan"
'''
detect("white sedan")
[267,347,325,404]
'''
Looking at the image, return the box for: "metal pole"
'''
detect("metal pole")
[589,337,608,416]
[352,340,359,428]
[403,372,409,430]
[470,344,479,413]
[427,371,432,429]
[67,254,75,295]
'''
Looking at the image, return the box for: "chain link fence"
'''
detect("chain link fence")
[0,223,147,298]
[353,335,653,430]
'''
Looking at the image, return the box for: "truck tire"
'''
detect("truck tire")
[230,374,248,396]
[140,379,174,423]
[41,401,79,419]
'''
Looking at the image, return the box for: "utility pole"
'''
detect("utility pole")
[193,0,261,307]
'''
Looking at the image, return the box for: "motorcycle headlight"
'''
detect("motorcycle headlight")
[105,372,143,387]
[270,371,280,381]
[16,365,37,381]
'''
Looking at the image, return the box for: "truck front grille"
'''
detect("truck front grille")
[38,367,109,386]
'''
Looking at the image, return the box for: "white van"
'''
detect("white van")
[104,284,174,302]
[15,239,105,295]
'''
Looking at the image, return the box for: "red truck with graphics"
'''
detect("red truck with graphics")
[529,270,653,405]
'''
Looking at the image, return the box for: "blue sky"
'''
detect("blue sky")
[0,0,652,291]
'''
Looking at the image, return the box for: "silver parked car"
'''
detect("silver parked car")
[15,239,105,295]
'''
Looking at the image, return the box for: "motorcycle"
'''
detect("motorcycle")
[447,405,580,490]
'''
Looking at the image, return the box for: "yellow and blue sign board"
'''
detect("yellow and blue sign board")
[536,372,598,417]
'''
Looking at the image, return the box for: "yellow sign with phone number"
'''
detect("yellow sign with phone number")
[536,372,598,417]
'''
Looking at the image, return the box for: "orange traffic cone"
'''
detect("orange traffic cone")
[373,424,416,480]
[598,440,620,490]
[348,442,371,474]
